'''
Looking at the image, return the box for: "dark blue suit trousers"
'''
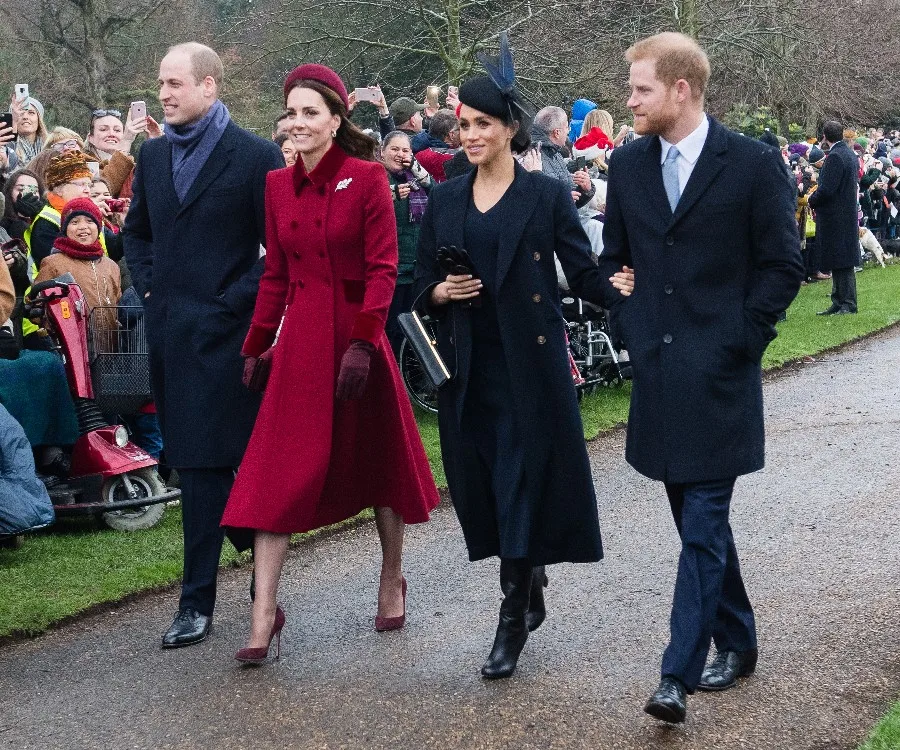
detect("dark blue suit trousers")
[660,478,757,692]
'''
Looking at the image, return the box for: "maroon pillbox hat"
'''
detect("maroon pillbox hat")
[283,64,349,110]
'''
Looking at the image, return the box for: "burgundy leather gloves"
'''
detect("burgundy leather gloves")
[242,348,274,392]
[335,340,375,400]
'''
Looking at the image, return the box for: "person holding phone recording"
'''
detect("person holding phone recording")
[380,130,431,356]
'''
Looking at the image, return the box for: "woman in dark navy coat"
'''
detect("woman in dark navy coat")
[414,69,632,679]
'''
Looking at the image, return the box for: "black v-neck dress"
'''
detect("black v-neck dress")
[459,190,529,558]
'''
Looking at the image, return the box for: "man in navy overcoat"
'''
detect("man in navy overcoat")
[808,120,862,314]
[597,33,803,722]
[123,42,282,648]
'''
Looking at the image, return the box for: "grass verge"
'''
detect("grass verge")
[859,701,900,750]
[2,263,899,640]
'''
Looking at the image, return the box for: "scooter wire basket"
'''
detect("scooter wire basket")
[87,306,151,415]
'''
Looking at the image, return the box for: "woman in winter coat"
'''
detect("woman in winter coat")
[221,64,440,665]
[414,68,632,680]
[380,130,431,356]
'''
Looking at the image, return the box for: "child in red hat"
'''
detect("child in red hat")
[35,197,122,343]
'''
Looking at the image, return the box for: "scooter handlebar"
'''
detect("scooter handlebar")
[28,279,70,298]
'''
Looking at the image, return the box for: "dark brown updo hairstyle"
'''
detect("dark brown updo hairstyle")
[287,79,378,161]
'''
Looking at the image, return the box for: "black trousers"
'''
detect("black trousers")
[831,267,858,312]
[177,467,236,616]
[660,478,757,692]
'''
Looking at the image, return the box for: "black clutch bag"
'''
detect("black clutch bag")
[397,309,452,390]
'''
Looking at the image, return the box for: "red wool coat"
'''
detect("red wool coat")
[221,145,439,539]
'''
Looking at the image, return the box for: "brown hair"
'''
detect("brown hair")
[288,79,377,161]
[625,32,711,101]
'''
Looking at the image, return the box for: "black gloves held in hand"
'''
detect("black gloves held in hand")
[335,340,375,400]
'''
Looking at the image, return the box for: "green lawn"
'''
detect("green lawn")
[859,701,900,750]
[2,262,899,640]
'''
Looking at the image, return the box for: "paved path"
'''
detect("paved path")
[2,331,900,750]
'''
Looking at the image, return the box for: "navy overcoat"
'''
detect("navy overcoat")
[597,117,804,483]
[414,164,610,565]
[123,120,283,468]
[808,139,861,270]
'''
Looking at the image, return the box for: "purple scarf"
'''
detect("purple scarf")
[166,100,230,202]
[399,169,428,223]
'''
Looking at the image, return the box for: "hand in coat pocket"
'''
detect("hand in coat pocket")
[335,340,375,400]
[243,348,274,392]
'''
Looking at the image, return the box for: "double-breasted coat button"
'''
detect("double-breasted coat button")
[537,335,546,344]
[532,293,542,303]
[293,250,300,259]
[298,280,304,288]
[315,218,322,227]
[533,252,541,261]
[290,220,298,229]
[664,284,674,295]
[665,236,675,246]
[663,333,673,344]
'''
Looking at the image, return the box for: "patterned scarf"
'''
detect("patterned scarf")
[399,169,428,223]
[15,135,44,166]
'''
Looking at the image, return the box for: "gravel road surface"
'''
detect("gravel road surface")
[2,330,899,750]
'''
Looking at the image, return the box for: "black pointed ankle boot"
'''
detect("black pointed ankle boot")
[481,559,532,679]
[525,565,548,632]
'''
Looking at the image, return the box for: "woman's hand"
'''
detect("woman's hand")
[146,116,163,139]
[431,274,483,306]
[396,183,412,199]
[610,265,634,297]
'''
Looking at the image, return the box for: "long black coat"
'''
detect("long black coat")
[415,164,611,565]
[123,120,283,468]
[808,140,861,270]
[598,117,803,483]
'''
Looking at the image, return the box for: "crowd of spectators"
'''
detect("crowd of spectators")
[0,77,896,509]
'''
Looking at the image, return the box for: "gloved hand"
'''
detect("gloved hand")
[242,348,274,392]
[14,192,43,220]
[335,340,375,400]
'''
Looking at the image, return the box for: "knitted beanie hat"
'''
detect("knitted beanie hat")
[61,198,103,233]
[45,151,92,189]
[283,64,349,110]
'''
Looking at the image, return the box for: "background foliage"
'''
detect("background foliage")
[2,0,899,138]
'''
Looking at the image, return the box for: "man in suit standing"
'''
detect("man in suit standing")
[809,120,861,315]
[597,32,803,723]
[124,42,283,648]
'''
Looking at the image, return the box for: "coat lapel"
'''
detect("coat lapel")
[669,117,729,228]
[176,123,236,216]
[495,163,541,290]
[443,169,473,251]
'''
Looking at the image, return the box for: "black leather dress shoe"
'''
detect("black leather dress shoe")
[698,649,757,691]
[162,608,211,648]
[816,306,841,316]
[644,677,686,724]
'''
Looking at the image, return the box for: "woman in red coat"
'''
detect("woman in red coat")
[221,64,440,663]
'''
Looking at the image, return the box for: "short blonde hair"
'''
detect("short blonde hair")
[626,32,711,100]
[582,109,614,138]
[43,127,86,152]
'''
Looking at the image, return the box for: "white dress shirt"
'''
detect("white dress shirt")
[660,115,710,194]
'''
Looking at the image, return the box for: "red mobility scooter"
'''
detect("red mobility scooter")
[25,273,179,531]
